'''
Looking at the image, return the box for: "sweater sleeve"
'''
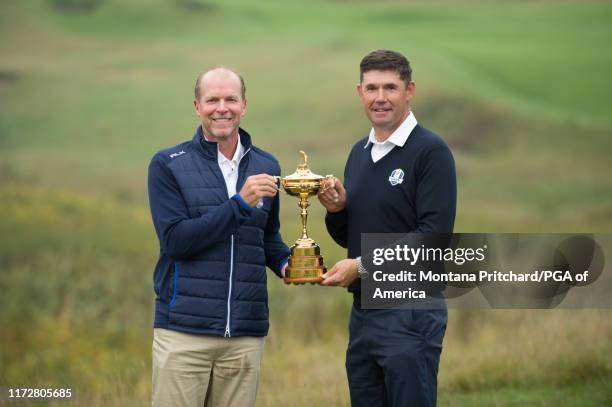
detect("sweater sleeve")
[325,209,348,248]
[325,145,355,249]
[147,154,253,260]
[414,146,457,233]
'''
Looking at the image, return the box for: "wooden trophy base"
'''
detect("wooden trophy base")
[283,240,326,285]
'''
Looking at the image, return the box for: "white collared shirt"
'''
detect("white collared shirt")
[364,112,418,163]
[204,134,244,197]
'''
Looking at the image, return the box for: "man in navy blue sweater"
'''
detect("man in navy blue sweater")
[319,50,457,406]
[148,66,290,407]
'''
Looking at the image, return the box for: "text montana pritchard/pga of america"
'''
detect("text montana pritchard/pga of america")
[367,244,591,300]
[371,270,590,299]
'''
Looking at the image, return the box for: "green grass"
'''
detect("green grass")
[1,0,612,405]
[440,381,611,406]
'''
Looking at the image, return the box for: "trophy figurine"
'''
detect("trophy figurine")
[278,151,333,284]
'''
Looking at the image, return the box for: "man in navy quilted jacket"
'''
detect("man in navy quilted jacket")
[148,66,290,407]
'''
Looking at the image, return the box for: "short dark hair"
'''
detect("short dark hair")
[194,65,246,101]
[359,49,412,86]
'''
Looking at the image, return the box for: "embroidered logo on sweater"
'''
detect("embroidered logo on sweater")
[169,150,186,159]
[388,168,404,186]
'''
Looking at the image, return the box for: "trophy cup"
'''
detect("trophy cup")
[278,151,333,285]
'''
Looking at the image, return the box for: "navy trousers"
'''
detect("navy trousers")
[346,305,447,407]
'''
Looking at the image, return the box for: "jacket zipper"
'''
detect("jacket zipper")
[224,146,249,337]
[224,234,235,337]
[240,147,251,160]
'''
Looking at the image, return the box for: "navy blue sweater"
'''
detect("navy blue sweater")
[325,124,457,294]
[148,127,290,337]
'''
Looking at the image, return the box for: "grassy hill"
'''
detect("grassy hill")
[1,0,611,405]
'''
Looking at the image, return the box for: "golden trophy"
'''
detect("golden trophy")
[278,151,333,285]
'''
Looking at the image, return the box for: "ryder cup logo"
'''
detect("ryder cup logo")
[388,168,404,186]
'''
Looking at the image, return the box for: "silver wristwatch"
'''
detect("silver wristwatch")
[355,256,368,279]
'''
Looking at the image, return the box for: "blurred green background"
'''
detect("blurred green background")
[1,0,611,405]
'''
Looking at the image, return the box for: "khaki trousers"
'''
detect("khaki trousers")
[152,328,264,407]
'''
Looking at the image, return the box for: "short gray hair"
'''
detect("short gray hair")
[194,65,246,100]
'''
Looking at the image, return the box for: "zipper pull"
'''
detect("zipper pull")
[224,326,231,338]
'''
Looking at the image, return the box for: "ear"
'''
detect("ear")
[241,98,247,116]
[406,81,416,99]
[193,99,199,115]
[357,83,368,104]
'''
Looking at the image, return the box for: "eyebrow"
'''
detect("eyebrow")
[205,95,240,101]
[365,83,398,89]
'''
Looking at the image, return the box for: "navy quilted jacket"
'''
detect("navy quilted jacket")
[148,126,290,337]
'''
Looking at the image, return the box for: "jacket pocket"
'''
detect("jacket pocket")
[169,261,180,308]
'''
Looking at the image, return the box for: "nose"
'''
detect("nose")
[375,88,385,103]
[217,100,228,112]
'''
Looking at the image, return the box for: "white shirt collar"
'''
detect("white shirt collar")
[364,111,417,149]
[218,136,243,165]
[203,133,243,165]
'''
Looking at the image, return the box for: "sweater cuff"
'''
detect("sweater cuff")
[232,193,253,213]
[325,208,347,224]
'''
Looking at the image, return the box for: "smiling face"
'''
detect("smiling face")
[194,68,246,143]
[357,69,415,140]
